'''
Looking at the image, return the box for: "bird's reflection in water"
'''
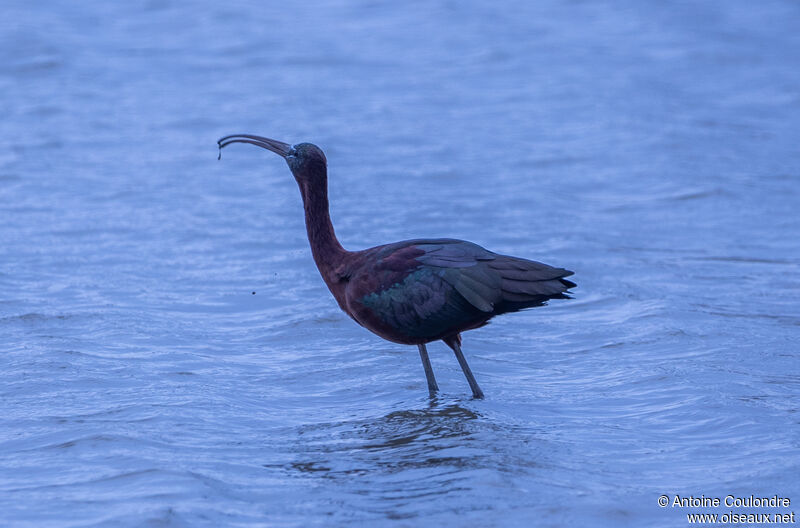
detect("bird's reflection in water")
[268,401,555,519]
[359,401,479,452]
[284,401,485,490]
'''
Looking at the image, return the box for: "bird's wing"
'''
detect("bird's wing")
[413,240,501,312]
[353,262,476,340]
[415,239,575,311]
[347,239,489,339]
[347,239,574,340]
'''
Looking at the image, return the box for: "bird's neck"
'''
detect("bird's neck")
[299,179,347,282]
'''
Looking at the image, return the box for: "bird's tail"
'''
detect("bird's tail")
[489,255,575,310]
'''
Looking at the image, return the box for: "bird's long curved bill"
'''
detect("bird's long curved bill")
[217,134,291,159]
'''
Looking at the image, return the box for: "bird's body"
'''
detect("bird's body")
[218,135,575,398]
[325,238,574,346]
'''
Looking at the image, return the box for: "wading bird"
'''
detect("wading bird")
[218,134,575,399]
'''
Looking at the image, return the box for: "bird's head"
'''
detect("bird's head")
[217,134,327,187]
[286,142,327,180]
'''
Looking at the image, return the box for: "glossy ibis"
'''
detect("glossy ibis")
[217,134,575,399]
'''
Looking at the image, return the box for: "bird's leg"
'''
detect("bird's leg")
[417,343,439,397]
[449,340,485,399]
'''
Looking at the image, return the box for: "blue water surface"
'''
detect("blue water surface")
[1,1,799,526]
